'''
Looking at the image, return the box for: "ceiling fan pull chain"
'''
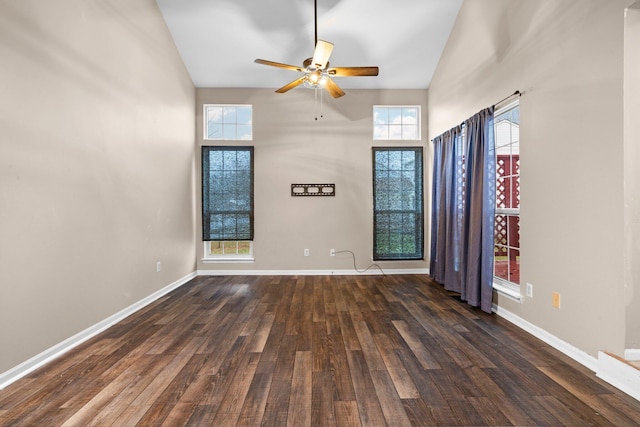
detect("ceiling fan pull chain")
[315,87,318,120]
[320,84,324,118]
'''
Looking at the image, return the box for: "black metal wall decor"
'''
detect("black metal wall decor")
[291,184,335,196]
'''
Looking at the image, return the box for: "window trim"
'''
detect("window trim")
[372,146,424,261]
[373,105,421,141]
[493,279,522,302]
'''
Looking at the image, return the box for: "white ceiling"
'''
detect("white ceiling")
[155,0,463,91]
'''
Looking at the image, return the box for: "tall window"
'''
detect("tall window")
[202,147,254,255]
[493,101,520,291]
[373,106,420,140]
[204,105,252,140]
[373,147,424,260]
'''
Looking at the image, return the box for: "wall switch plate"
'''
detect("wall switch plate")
[156,262,161,272]
[304,249,309,257]
[526,283,533,298]
[330,249,335,256]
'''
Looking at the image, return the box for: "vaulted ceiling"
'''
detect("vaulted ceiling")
[156,0,463,90]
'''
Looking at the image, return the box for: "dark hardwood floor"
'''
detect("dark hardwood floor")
[1,274,639,426]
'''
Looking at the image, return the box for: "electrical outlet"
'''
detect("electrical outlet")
[552,292,561,308]
[526,283,533,298]
[156,261,161,273]
[304,249,309,257]
[330,248,335,256]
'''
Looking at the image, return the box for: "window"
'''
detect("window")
[373,147,424,260]
[493,101,520,293]
[204,105,252,140]
[202,147,254,259]
[204,241,253,259]
[373,106,420,140]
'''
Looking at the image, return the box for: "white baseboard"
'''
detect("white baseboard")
[493,304,640,402]
[197,268,430,276]
[625,348,640,361]
[597,351,640,401]
[0,269,425,390]
[492,304,598,372]
[2,272,636,403]
[0,271,197,390]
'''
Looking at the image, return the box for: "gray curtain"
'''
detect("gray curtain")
[430,126,464,291]
[430,107,495,313]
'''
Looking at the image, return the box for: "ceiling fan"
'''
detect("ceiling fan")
[254,0,379,99]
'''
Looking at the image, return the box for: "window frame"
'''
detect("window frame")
[372,146,424,261]
[492,100,521,299]
[203,104,253,141]
[373,105,421,141]
[201,146,254,262]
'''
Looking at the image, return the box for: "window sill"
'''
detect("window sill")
[493,282,522,303]
[201,257,255,264]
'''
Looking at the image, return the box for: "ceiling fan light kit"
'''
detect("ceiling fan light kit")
[254,0,378,118]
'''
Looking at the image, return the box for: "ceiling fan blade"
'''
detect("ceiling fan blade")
[327,66,379,77]
[312,40,334,69]
[323,78,345,98]
[255,59,303,72]
[275,76,307,93]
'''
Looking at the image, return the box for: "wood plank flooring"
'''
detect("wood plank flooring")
[1,274,639,426]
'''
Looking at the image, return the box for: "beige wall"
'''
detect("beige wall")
[624,1,640,350]
[4,0,632,378]
[196,88,429,273]
[429,0,633,357]
[0,0,196,373]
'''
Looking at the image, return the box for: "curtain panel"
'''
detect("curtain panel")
[430,107,495,313]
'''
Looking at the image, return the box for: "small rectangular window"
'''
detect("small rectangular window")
[204,104,252,140]
[202,146,254,242]
[372,147,424,260]
[373,106,420,140]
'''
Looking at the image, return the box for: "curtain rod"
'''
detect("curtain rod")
[434,90,522,141]
[494,90,521,107]
[458,90,521,127]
